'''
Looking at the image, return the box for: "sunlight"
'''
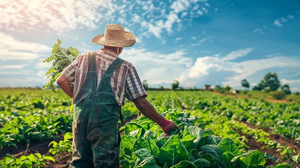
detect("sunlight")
[24,0,45,11]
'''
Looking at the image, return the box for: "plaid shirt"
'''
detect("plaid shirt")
[61,48,147,106]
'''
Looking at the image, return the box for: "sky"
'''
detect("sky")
[0,0,300,92]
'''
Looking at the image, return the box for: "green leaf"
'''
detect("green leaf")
[120,135,136,158]
[20,155,27,161]
[133,138,160,157]
[133,148,160,168]
[27,153,37,163]
[35,153,42,159]
[200,145,224,167]
[120,159,132,168]
[193,158,211,168]
[218,137,240,156]
[189,148,199,161]
[4,154,15,164]
[43,39,79,92]
[43,156,56,162]
[273,162,291,168]
[21,160,33,168]
[200,153,217,167]
[232,150,266,167]
[181,135,196,151]
[221,152,234,168]
[170,160,197,168]
[158,135,189,167]
[64,132,73,140]
[125,123,145,138]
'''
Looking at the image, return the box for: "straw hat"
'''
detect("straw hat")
[92,24,136,47]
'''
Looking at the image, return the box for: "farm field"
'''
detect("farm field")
[0,89,299,168]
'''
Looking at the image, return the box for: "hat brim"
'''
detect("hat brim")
[92,31,136,47]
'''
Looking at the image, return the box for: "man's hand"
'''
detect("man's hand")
[157,117,179,136]
[133,97,179,135]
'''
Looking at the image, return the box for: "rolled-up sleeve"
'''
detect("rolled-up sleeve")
[60,55,80,82]
[125,65,147,101]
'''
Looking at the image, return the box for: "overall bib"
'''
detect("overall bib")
[70,52,124,168]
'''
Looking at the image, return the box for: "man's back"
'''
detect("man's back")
[61,48,147,106]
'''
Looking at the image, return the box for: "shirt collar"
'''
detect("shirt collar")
[99,48,118,58]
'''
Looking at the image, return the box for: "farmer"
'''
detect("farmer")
[56,24,179,168]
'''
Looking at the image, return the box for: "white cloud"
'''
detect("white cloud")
[191,36,213,46]
[197,10,204,15]
[171,0,190,13]
[0,71,32,75]
[0,0,116,34]
[178,48,300,90]
[273,17,288,27]
[0,32,51,60]
[35,61,51,69]
[253,28,264,34]
[137,0,209,38]
[121,48,192,85]
[281,79,300,92]
[281,78,300,85]
[0,64,27,69]
[1,0,209,40]
[273,20,283,27]
[221,48,253,61]
[175,37,182,43]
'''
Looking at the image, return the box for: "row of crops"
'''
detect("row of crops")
[0,90,299,167]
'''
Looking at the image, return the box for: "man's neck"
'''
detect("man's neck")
[103,46,118,54]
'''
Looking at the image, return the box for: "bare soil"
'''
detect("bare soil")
[235,128,298,168]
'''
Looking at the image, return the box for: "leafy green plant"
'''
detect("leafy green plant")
[0,153,55,168]
[49,132,72,158]
[43,39,79,92]
[119,109,269,168]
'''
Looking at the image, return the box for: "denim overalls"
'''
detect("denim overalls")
[70,52,124,168]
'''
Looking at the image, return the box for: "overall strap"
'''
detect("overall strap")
[87,52,97,73]
[103,57,124,78]
[97,57,124,91]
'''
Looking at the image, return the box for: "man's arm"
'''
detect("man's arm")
[133,96,179,135]
[56,75,73,99]
[133,96,163,123]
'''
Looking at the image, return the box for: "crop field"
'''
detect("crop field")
[0,89,299,168]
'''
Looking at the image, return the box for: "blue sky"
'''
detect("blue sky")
[0,0,300,92]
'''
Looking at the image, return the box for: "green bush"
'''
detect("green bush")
[263,88,271,93]
[242,90,249,94]
[270,91,286,100]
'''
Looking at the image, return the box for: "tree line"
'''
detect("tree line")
[241,72,291,94]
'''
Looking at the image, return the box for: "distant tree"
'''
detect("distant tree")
[142,80,149,90]
[171,80,179,90]
[252,83,265,91]
[258,72,281,91]
[281,84,291,95]
[214,85,222,92]
[241,79,250,89]
[252,86,261,91]
[224,85,231,91]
